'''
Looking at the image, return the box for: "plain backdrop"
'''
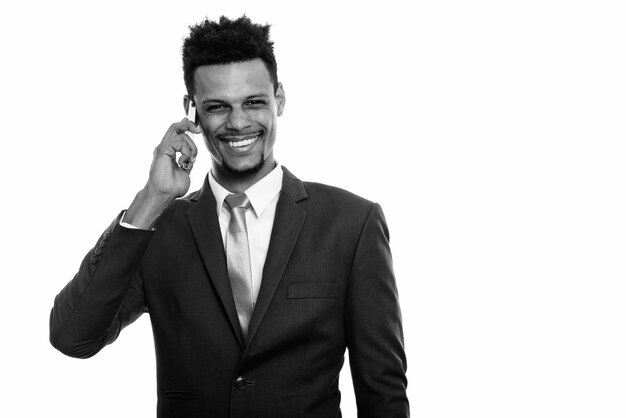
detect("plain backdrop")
[1,0,625,417]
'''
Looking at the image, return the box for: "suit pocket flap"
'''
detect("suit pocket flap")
[287,283,339,299]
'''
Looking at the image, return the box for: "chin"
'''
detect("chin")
[222,154,266,175]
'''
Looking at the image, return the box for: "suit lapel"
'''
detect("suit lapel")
[246,167,308,346]
[186,177,245,347]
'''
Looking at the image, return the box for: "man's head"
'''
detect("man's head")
[183,16,278,97]
[182,16,285,182]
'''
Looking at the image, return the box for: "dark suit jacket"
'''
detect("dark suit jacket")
[50,167,408,417]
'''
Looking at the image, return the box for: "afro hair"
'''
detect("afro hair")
[182,15,278,96]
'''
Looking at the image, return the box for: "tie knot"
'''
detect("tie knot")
[225,193,251,211]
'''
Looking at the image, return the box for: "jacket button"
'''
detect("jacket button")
[103,231,111,240]
[99,239,107,248]
[90,255,98,264]
[94,247,103,256]
[234,376,246,389]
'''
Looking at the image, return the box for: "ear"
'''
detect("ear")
[275,83,286,116]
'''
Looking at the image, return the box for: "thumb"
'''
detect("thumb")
[182,118,203,134]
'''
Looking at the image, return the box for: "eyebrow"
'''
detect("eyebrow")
[201,94,270,105]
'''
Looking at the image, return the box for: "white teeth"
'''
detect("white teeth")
[227,135,259,148]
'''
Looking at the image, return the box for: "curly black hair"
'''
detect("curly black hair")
[182,15,278,97]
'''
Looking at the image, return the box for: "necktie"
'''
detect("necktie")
[224,193,254,342]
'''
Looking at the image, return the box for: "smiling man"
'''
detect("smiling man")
[192,58,284,188]
[50,16,409,418]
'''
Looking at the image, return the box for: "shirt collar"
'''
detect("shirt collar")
[208,164,283,217]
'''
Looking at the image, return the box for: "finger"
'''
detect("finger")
[177,141,193,165]
[189,120,203,134]
[173,134,198,164]
[167,118,202,137]
[178,154,193,173]
[181,133,198,163]
[156,135,192,159]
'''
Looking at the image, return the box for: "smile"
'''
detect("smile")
[220,133,262,149]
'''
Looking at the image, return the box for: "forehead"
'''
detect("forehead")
[193,59,274,101]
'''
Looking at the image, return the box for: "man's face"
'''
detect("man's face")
[192,59,285,176]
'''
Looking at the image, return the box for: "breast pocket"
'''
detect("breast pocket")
[287,283,339,299]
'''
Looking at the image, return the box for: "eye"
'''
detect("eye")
[205,104,228,114]
[245,100,266,107]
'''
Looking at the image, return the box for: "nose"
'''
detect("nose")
[226,107,250,131]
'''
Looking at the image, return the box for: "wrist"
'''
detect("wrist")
[125,186,176,229]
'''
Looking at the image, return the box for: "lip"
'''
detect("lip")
[218,132,263,153]
[219,132,262,142]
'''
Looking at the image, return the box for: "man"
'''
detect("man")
[50,16,408,417]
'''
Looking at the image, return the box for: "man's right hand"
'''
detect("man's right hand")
[147,118,201,198]
[124,119,202,229]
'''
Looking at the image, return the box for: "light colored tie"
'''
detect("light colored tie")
[224,193,254,342]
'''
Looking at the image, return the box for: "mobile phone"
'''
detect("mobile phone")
[181,102,196,171]
[187,101,196,124]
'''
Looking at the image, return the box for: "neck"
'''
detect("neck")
[211,159,277,193]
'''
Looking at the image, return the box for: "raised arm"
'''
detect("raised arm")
[49,119,201,358]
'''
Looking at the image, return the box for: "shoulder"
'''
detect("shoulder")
[298,181,383,231]
[281,167,379,220]
[303,181,373,208]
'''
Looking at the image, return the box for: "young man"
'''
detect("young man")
[50,16,409,417]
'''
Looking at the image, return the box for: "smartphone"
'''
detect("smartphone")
[181,101,197,171]
[187,101,196,124]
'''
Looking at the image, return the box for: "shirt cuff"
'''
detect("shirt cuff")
[119,211,155,231]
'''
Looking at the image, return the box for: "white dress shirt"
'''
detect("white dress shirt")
[208,164,283,306]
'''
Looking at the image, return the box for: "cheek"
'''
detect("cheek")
[263,127,277,152]
[203,135,223,164]
[201,120,218,136]
[200,114,227,134]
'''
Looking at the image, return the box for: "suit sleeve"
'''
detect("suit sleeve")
[346,203,410,417]
[49,212,154,359]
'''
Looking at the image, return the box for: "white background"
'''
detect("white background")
[1,0,625,416]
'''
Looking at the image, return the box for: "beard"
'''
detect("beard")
[222,152,266,175]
